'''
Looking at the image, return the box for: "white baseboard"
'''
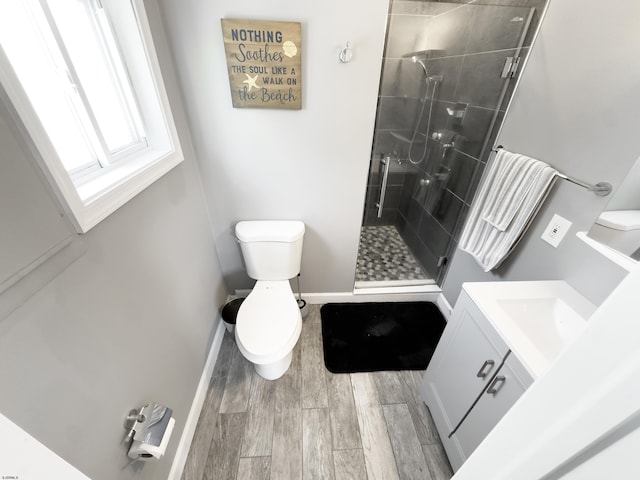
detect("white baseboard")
[436,293,453,321]
[167,317,226,480]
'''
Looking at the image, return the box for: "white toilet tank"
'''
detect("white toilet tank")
[235,221,305,280]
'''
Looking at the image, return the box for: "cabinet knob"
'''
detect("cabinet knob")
[476,360,495,378]
[487,375,506,395]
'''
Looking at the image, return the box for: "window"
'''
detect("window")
[0,0,183,233]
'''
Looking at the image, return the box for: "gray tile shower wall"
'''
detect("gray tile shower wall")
[360,0,547,283]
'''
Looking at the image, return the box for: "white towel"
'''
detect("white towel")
[458,148,558,272]
[481,150,552,231]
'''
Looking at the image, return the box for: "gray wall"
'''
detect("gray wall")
[0,2,227,479]
[442,0,640,307]
[157,0,390,294]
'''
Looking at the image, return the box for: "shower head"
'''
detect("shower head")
[412,57,429,77]
[402,49,444,77]
[402,49,445,62]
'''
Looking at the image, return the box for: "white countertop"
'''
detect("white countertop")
[462,281,597,379]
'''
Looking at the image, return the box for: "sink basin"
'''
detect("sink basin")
[462,281,596,378]
[497,297,587,361]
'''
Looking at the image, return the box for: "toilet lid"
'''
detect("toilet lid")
[596,210,640,231]
[236,281,301,357]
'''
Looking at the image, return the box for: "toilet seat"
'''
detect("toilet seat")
[235,280,302,365]
[596,210,640,231]
[592,210,640,256]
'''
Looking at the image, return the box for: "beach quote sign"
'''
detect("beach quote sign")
[220,19,302,110]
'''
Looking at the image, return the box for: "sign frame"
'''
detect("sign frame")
[220,19,302,110]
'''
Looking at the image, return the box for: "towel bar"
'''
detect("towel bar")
[492,146,612,197]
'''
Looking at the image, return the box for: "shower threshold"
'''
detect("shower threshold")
[352,282,441,302]
[354,278,436,289]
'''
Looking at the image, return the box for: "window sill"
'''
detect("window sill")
[70,146,183,233]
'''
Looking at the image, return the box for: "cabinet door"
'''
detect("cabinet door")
[421,291,509,437]
[452,352,533,465]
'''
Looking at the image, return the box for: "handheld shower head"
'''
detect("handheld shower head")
[402,49,445,78]
[413,57,429,77]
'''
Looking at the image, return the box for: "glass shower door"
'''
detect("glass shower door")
[356,0,541,288]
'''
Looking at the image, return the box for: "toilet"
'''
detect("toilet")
[234,220,305,380]
[590,210,640,256]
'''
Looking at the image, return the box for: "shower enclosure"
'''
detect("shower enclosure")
[355,0,546,289]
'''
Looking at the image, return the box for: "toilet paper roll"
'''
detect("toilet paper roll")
[127,417,175,461]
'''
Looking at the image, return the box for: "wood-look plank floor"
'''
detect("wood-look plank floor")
[182,305,453,480]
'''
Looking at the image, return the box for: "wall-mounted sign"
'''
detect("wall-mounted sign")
[220,19,302,110]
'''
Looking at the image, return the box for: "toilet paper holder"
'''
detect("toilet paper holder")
[123,403,175,461]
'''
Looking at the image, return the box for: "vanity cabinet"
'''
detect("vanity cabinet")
[454,352,532,458]
[421,289,533,471]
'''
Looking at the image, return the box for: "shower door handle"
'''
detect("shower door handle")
[376,156,391,218]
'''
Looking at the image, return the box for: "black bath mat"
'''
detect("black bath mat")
[320,302,446,373]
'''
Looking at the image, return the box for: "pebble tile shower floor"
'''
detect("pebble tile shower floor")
[355,225,429,283]
[181,305,453,480]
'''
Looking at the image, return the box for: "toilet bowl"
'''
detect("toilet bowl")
[235,281,302,379]
[234,220,305,380]
[591,210,640,257]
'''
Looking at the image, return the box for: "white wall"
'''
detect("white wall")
[0,2,227,479]
[157,0,390,293]
[443,0,640,306]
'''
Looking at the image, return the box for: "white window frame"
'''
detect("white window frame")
[0,0,183,233]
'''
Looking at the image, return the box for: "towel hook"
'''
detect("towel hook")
[339,41,353,63]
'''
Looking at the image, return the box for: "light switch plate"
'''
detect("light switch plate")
[541,214,572,248]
